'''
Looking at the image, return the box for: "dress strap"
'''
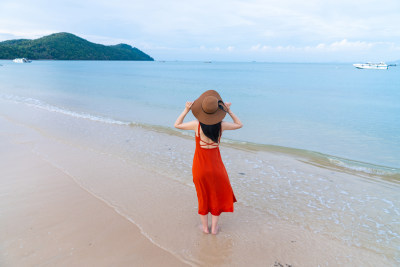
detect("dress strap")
[197,121,201,136]
[200,140,219,146]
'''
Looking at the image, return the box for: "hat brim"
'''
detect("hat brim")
[191,90,227,125]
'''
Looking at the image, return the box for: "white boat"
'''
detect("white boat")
[13,58,32,63]
[353,62,388,69]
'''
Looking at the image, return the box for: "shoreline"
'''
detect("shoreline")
[2,93,399,180]
[0,99,398,266]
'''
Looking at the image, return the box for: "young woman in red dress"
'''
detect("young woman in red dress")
[174,90,242,234]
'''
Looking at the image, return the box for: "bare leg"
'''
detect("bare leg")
[200,214,209,233]
[211,215,219,235]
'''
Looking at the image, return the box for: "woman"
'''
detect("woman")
[174,90,242,234]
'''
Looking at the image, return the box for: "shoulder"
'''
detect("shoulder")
[186,120,199,129]
[221,121,230,129]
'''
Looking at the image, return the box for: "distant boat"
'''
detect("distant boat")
[13,58,32,63]
[353,62,388,69]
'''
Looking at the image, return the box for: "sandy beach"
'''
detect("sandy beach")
[0,99,398,266]
[0,117,187,266]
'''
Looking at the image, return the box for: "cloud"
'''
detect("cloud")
[319,39,373,51]
[198,46,235,52]
[0,29,55,40]
[250,39,399,53]
[1,0,400,61]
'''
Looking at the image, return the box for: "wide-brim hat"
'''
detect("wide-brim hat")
[191,90,227,125]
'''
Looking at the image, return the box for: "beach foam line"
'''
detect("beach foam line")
[327,156,399,175]
[0,94,132,126]
[2,93,399,181]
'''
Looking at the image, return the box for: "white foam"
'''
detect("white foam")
[0,94,131,126]
[328,157,400,176]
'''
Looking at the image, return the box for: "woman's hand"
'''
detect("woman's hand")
[224,102,231,112]
[185,101,194,111]
[221,102,243,130]
[174,101,197,130]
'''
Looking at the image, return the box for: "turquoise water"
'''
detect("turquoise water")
[1,60,399,170]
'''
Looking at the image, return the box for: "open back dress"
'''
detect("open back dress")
[192,122,237,216]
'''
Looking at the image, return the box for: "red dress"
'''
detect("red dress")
[192,123,237,216]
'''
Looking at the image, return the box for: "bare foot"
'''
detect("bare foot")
[211,225,219,235]
[199,225,209,234]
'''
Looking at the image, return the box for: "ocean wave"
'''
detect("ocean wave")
[327,156,400,177]
[0,94,132,126]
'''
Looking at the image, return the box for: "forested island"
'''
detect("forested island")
[0,32,153,61]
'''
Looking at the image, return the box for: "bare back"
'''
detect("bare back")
[195,122,221,149]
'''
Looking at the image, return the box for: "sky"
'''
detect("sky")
[1,0,400,62]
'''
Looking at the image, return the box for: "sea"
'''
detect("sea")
[1,60,399,264]
[1,60,399,171]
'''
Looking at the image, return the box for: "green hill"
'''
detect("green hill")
[0,32,154,61]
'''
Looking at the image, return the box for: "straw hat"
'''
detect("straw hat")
[191,90,228,125]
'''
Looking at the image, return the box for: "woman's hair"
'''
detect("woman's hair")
[200,122,221,143]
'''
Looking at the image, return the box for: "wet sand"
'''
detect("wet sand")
[0,99,397,266]
[0,126,188,266]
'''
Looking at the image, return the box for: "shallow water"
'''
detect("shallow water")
[1,60,399,264]
[1,60,400,171]
[1,99,399,265]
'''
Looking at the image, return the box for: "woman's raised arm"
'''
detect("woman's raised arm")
[221,102,243,131]
[174,101,197,130]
